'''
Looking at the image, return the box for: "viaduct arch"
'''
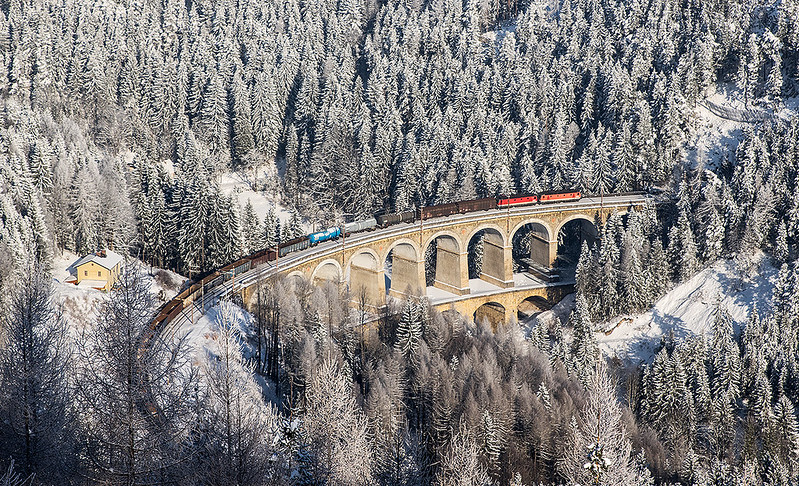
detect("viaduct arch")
[239,196,651,322]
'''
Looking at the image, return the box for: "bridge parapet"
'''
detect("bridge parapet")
[240,196,652,316]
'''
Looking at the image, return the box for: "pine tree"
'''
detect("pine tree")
[763,30,783,103]
[285,211,303,240]
[71,164,99,254]
[529,321,550,354]
[395,300,423,360]
[199,73,231,166]
[592,127,614,197]
[775,220,789,263]
[478,409,505,478]
[179,180,209,275]
[710,305,741,401]
[646,240,670,301]
[769,394,799,479]
[251,73,281,163]
[28,140,53,196]
[613,122,637,192]
[220,194,243,265]
[668,210,699,282]
[575,240,595,300]
[598,216,620,319]
[620,222,646,313]
[230,69,255,169]
[263,207,278,247]
[148,189,170,268]
[571,294,597,380]
[242,199,264,254]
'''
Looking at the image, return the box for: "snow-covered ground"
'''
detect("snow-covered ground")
[175,300,280,405]
[51,250,187,333]
[521,292,575,338]
[217,171,312,233]
[690,84,799,171]
[597,254,778,363]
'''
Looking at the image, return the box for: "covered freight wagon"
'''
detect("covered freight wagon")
[456,197,496,213]
[419,202,458,219]
[279,236,310,257]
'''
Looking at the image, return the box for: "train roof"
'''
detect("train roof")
[538,189,581,195]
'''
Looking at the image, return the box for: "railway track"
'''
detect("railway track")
[151,194,654,349]
[139,194,656,416]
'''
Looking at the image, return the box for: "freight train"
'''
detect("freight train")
[146,190,582,334]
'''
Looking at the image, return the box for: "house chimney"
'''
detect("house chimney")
[98,249,106,258]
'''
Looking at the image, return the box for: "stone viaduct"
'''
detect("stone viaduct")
[240,195,652,324]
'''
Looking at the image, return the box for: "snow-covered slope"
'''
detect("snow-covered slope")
[598,254,778,363]
[689,84,799,172]
[175,300,280,405]
[219,172,285,220]
[52,251,187,333]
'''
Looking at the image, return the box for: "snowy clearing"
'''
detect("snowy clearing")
[51,250,187,334]
[690,84,799,171]
[597,254,778,363]
[217,171,310,232]
[175,301,280,405]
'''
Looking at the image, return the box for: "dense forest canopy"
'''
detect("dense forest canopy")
[2,0,799,484]
[1,0,799,273]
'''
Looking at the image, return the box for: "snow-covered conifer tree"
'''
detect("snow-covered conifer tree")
[775,220,789,263]
[570,293,597,380]
[241,199,264,254]
[395,299,423,360]
[70,164,100,254]
[263,207,279,247]
[230,69,255,169]
[668,210,699,282]
[199,73,231,166]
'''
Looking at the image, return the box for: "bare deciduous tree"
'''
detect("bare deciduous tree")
[75,263,196,485]
[0,260,76,483]
[195,301,287,485]
[300,356,374,485]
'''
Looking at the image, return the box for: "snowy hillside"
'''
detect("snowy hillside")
[597,253,778,362]
[689,84,799,172]
[176,301,280,406]
[218,171,306,228]
[51,251,187,333]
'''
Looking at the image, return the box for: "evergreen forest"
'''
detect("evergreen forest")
[2,0,799,484]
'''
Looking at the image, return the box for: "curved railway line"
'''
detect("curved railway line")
[138,193,659,414]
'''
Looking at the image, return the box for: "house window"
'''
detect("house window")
[84,270,88,276]
[98,271,102,277]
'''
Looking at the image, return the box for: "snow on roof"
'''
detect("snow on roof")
[77,279,108,289]
[75,249,124,271]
